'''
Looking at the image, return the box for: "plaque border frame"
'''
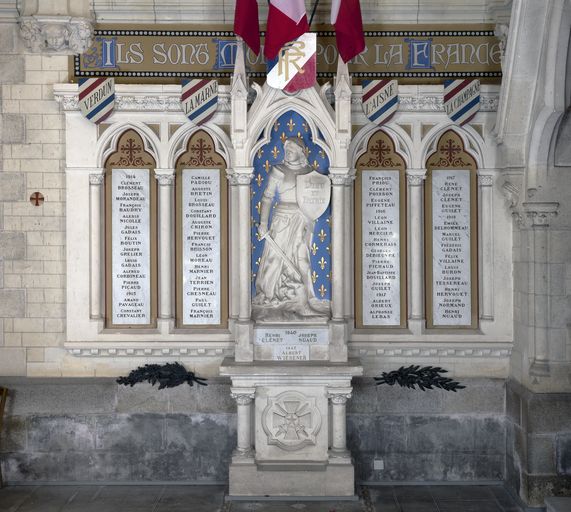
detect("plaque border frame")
[354,130,407,329]
[104,129,158,329]
[175,130,229,330]
[425,135,479,329]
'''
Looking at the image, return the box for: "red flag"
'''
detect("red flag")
[264,0,309,60]
[331,0,365,63]
[234,0,260,55]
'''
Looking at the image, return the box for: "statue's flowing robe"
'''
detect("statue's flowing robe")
[255,164,315,304]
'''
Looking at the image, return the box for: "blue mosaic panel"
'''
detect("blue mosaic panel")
[251,110,331,301]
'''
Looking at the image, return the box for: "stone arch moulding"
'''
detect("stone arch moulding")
[421,123,483,171]
[174,129,229,330]
[425,129,479,330]
[103,128,158,330]
[169,124,232,171]
[353,128,408,329]
[98,122,160,171]
[249,110,333,168]
[246,87,337,166]
[350,123,413,170]
[526,1,571,189]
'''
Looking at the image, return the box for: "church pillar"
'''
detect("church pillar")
[524,202,559,376]
[407,169,426,327]
[89,170,104,319]
[478,172,494,320]
[155,169,175,319]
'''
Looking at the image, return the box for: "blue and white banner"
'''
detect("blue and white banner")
[362,79,399,125]
[78,78,114,124]
[444,79,480,125]
[181,79,218,125]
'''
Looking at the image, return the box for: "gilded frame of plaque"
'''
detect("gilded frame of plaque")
[175,130,229,329]
[354,130,407,329]
[104,129,158,329]
[425,130,478,329]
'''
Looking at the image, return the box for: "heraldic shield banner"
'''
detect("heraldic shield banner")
[181,79,218,125]
[266,33,317,93]
[361,79,399,126]
[78,78,115,124]
[444,79,480,125]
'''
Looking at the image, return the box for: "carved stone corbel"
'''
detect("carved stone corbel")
[19,15,93,54]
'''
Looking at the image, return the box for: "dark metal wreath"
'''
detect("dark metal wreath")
[117,362,208,389]
[374,365,465,392]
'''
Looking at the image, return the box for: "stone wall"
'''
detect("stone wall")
[0,377,505,484]
[0,19,67,377]
[506,380,571,508]
[0,378,236,482]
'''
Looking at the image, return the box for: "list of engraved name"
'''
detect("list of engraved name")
[111,169,151,324]
[362,171,401,325]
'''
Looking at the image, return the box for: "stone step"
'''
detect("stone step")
[546,497,571,512]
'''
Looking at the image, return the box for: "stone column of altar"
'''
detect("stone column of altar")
[89,170,104,319]
[524,202,559,376]
[328,388,352,457]
[407,169,427,329]
[231,388,255,458]
[155,169,175,319]
[478,172,494,320]
[329,171,352,362]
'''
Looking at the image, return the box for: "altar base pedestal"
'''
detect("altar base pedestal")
[220,358,362,498]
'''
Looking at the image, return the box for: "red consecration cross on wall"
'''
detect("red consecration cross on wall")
[30,192,44,206]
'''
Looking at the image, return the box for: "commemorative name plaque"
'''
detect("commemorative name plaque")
[362,171,401,326]
[431,170,472,325]
[182,169,221,325]
[111,169,151,324]
[255,327,329,361]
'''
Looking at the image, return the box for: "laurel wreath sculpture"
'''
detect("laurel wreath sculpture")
[374,365,465,392]
[117,362,208,389]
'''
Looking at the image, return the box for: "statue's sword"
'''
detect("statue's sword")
[259,232,302,280]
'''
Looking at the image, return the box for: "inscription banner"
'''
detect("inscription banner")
[254,328,329,346]
[431,170,472,326]
[73,24,501,84]
[111,169,151,324]
[361,170,401,326]
[182,168,221,325]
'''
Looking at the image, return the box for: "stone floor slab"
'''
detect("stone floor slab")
[0,484,525,511]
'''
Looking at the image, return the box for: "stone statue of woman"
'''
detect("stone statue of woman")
[253,138,330,321]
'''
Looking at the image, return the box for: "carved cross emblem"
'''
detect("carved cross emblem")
[440,138,462,164]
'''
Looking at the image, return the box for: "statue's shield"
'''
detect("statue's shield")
[296,171,331,221]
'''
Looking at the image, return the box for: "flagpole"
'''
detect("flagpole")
[309,0,320,28]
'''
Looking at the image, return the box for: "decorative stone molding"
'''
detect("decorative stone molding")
[19,16,93,54]
[329,174,355,186]
[328,391,352,404]
[227,172,253,185]
[231,391,255,405]
[53,84,231,112]
[406,170,427,186]
[523,202,559,228]
[478,174,494,187]
[154,169,175,186]
[65,344,233,357]
[352,88,499,113]
[494,23,509,67]
[88,173,104,185]
[349,345,512,358]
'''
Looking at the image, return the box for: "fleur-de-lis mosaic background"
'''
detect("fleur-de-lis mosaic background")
[251,110,331,300]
